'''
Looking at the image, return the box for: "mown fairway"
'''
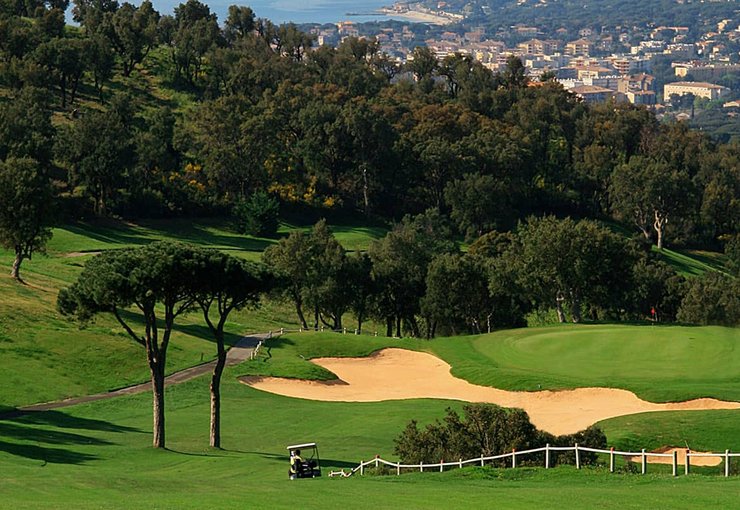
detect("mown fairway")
[1,219,739,508]
[429,325,740,402]
[1,370,740,509]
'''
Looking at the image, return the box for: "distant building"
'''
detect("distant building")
[517,39,561,55]
[608,56,652,75]
[571,85,620,103]
[664,81,731,101]
[674,63,740,81]
[625,90,656,106]
[618,74,655,94]
[664,44,696,59]
[336,21,359,38]
[566,39,593,57]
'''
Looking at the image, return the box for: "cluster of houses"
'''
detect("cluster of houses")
[307,16,739,107]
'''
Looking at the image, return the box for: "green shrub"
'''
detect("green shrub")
[394,404,607,467]
[677,272,740,326]
[233,191,279,237]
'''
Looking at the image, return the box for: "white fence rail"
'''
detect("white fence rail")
[270,326,386,337]
[328,444,740,479]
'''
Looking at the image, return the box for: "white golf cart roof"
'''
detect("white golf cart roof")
[287,443,317,450]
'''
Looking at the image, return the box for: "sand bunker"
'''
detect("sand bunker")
[239,348,740,435]
[627,447,723,467]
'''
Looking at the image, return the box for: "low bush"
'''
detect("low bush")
[233,191,279,237]
[394,404,607,467]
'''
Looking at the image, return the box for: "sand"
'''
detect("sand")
[627,447,723,467]
[240,348,740,435]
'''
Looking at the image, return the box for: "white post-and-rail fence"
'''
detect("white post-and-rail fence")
[328,444,739,479]
[271,326,385,337]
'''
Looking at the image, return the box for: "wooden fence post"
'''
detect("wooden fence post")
[440,459,444,473]
[360,462,364,476]
[280,327,284,335]
[685,449,690,475]
[343,327,346,334]
[396,462,400,476]
[610,447,615,473]
[480,454,484,467]
[672,449,678,477]
[726,450,730,478]
[575,443,580,469]
[512,449,516,469]
[375,455,379,469]
[420,462,423,473]
[641,449,646,475]
[545,443,550,469]
[459,458,463,469]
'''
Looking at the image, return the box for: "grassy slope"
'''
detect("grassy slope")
[1,373,739,509]
[0,219,385,408]
[1,219,738,507]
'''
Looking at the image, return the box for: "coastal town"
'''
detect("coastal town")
[306,2,740,118]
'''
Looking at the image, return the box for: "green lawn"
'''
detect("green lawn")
[656,246,729,277]
[1,370,739,509]
[1,218,739,508]
[427,324,740,403]
[0,217,385,409]
[238,326,740,404]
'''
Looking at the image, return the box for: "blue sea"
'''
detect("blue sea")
[150,0,399,24]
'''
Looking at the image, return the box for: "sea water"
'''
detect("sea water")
[149,0,400,24]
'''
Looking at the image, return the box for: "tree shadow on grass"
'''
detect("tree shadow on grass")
[3,410,144,434]
[260,337,295,349]
[174,323,242,347]
[0,440,98,465]
[0,411,141,465]
[61,219,276,253]
[0,410,145,464]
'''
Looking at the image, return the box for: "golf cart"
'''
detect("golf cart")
[287,442,321,479]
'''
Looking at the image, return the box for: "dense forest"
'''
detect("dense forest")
[1,0,738,335]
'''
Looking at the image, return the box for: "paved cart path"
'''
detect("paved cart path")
[0,332,272,420]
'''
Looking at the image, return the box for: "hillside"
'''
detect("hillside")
[0,215,732,413]
[462,0,740,33]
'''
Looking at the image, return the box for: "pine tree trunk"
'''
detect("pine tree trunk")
[151,365,166,448]
[210,347,226,448]
[386,317,393,337]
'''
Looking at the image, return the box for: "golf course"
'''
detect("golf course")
[1,220,739,509]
